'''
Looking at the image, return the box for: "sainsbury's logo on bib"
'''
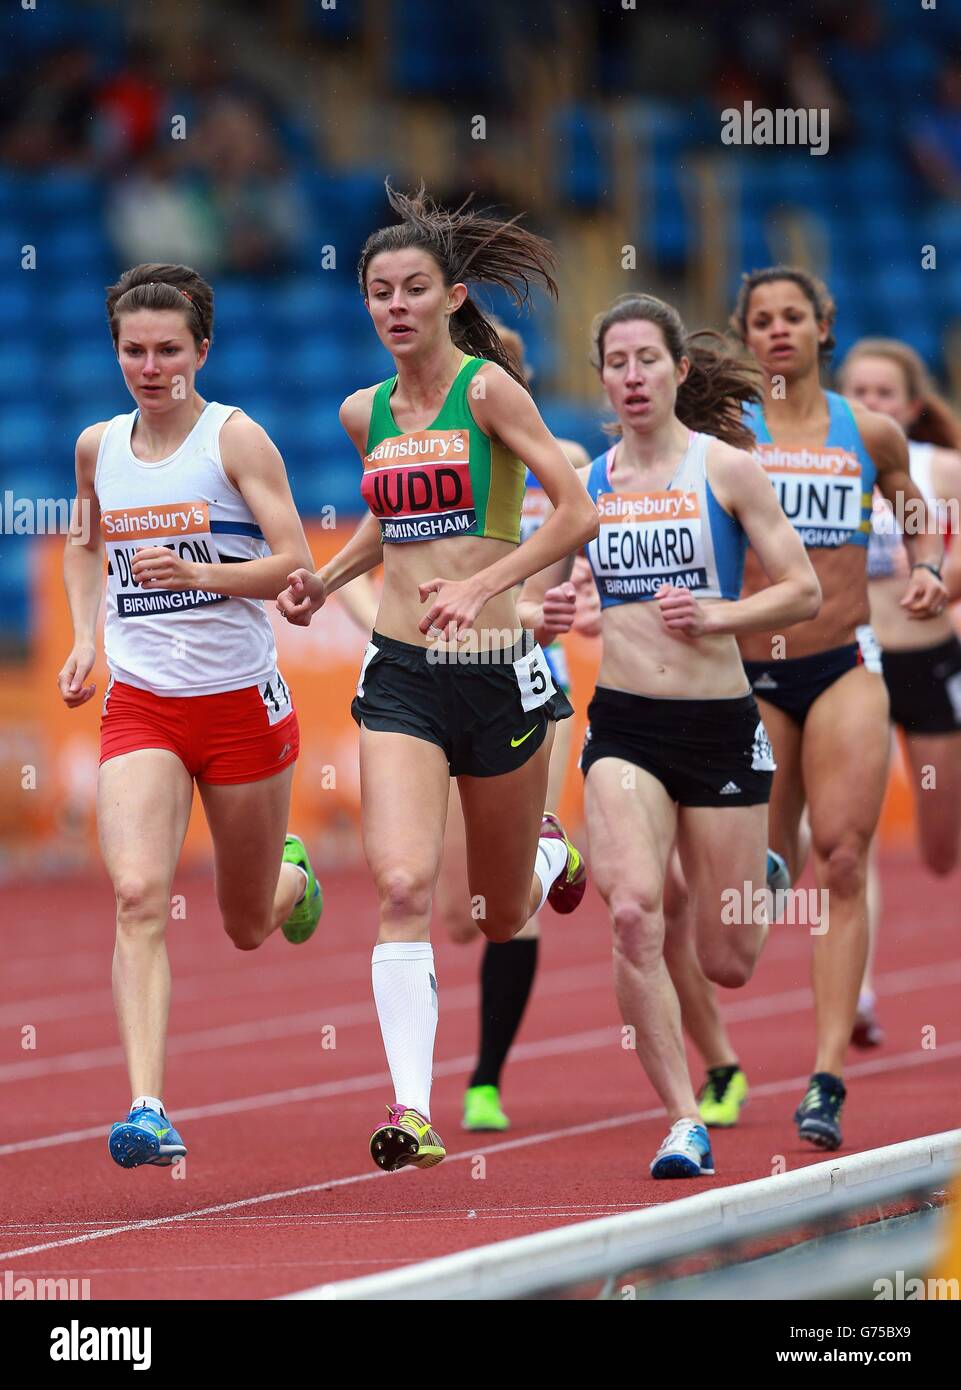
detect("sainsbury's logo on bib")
[101,503,208,538]
[589,490,709,599]
[102,499,227,617]
[755,444,868,548]
[362,430,477,543]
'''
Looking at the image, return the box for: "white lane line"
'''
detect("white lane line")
[3,954,958,1083]
[2,1042,961,1264]
[0,962,612,1084]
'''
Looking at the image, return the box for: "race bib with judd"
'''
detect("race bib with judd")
[588,491,708,601]
[361,429,477,543]
[101,501,227,617]
[755,445,869,548]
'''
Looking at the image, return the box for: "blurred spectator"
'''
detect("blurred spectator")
[910,58,961,204]
[108,144,222,270]
[0,43,98,169]
[186,92,307,274]
[94,40,166,166]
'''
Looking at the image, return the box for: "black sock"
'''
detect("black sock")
[469,938,539,1089]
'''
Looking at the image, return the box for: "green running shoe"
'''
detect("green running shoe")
[462,1084,510,1132]
[698,1065,748,1127]
[281,833,323,944]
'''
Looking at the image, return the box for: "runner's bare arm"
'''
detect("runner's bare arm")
[130,414,314,599]
[686,442,821,637]
[59,423,108,706]
[859,406,949,616]
[516,463,590,640]
[337,572,381,631]
[932,447,961,603]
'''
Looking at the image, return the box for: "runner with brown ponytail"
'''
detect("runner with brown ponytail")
[277,184,598,1172]
[521,292,820,1177]
[669,269,948,1153]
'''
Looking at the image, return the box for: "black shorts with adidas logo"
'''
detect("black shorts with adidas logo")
[579,686,775,807]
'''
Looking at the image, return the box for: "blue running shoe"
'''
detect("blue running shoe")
[795,1072,846,1151]
[766,849,791,894]
[650,1119,715,1178]
[108,1106,187,1169]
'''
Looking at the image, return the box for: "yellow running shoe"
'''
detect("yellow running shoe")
[697,1066,748,1128]
[369,1104,446,1172]
[539,813,587,914]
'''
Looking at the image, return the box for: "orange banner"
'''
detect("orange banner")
[0,530,929,875]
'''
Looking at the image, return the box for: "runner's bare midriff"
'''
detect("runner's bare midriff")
[737,545,868,662]
[868,575,954,652]
[597,601,751,700]
[375,533,523,650]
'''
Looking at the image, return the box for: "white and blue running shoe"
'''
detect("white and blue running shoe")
[766,849,791,894]
[108,1105,187,1169]
[650,1119,715,1178]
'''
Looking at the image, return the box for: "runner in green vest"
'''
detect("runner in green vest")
[277,183,598,1173]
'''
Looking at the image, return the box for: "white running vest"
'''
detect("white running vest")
[867,441,947,580]
[95,402,278,696]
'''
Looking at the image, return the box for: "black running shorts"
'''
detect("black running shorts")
[580,686,775,807]
[351,630,574,777]
[881,634,961,735]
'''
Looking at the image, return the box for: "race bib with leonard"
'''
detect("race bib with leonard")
[587,490,708,600]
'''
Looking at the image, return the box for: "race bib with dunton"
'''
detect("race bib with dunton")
[361,428,478,543]
[587,490,708,600]
[101,500,227,617]
[755,445,869,549]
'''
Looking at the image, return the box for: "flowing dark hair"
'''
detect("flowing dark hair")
[357,182,557,389]
[837,338,961,450]
[729,265,837,362]
[591,293,762,449]
[106,262,213,349]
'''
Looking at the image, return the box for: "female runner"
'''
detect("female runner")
[59,263,322,1169]
[337,322,591,1134]
[670,269,947,1151]
[839,338,961,1044]
[277,187,598,1172]
[523,292,820,1176]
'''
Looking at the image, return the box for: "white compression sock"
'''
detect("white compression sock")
[132,1095,165,1116]
[371,942,438,1119]
[533,835,569,913]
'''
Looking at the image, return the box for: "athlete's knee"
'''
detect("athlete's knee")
[700,942,754,990]
[479,908,526,945]
[921,833,959,877]
[818,837,867,898]
[445,909,479,945]
[610,891,662,965]
[375,866,433,926]
[113,876,169,933]
[223,911,269,951]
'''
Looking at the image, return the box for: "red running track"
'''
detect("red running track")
[0,855,959,1300]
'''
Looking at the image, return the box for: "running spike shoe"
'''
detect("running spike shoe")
[539,813,587,914]
[462,1084,510,1132]
[795,1072,846,1150]
[281,833,323,944]
[369,1105,446,1172]
[697,1065,748,1128]
[108,1105,187,1169]
[650,1119,715,1178]
[766,849,791,893]
[851,994,885,1049]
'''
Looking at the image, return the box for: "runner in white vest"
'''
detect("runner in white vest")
[58,262,323,1171]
